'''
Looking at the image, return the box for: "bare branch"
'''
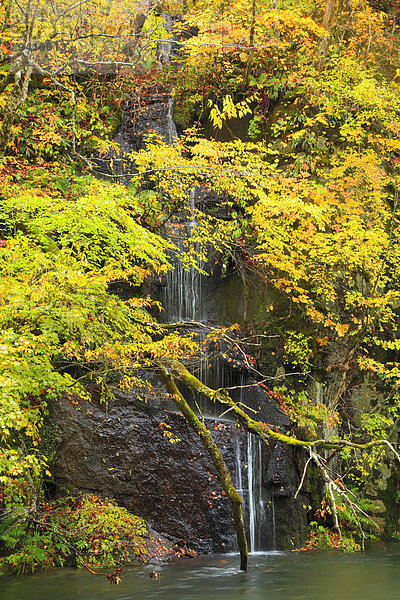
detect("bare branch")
[294,450,313,499]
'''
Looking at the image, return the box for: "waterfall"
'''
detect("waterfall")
[162,208,270,550]
[86,10,293,555]
[154,15,270,551]
[234,432,267,553]
[247,435,255,551]
[167,97,178,146]
[238,382,266,552]
[158,139,272,555]
[159,13,178,146]
[158,13,175,67]
[162,222,204,323]
[247,434,265,553]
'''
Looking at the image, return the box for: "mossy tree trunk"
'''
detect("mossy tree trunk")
[156,366,248,571]
[165,358,400,455]
[156,359,400,558]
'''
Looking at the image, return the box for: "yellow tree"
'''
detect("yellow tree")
[0,0,162,155]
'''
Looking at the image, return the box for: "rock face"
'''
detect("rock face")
[50,380,308,554]
[91,88,177,186]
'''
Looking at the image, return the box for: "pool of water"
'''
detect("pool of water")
[1,546,400,600]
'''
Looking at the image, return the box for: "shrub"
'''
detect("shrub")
[0,495,148,575]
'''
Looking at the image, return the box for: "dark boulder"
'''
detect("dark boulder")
[49,381,307,554]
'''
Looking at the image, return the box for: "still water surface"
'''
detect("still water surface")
[1,547,400,600]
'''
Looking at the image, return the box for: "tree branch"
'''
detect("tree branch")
[156,364,248,570]
[166,359,400,458]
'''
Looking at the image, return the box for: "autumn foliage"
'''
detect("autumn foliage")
[2,0,400,572]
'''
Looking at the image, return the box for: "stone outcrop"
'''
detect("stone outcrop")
[49,378,307,554]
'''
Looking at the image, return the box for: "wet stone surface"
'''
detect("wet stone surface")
[49,383,307,554]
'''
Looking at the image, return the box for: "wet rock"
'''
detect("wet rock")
[50,382,307,554]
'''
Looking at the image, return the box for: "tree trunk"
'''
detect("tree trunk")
[317,0,338,70]
[157,366,249,571]
[244,0,256,86]
[0,67,33,158]
[165,358,397,454]
[132,0,161,44]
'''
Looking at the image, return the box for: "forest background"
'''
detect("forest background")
[1,0,400,576]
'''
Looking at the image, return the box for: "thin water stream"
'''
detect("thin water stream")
[2,547,400,600]
[162,200,270,551]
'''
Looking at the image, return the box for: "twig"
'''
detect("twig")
[294,450,313,499]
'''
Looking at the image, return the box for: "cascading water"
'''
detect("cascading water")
[158,14,179,146]
[79,10,306,558]
[161,195,271,550]
[247,434,266,552]
[167,97,178,146]
[105,12,273,552]
[160,161,271,551]
[158,13,175,68]
[233,432,269,553]
[161,221,205,323]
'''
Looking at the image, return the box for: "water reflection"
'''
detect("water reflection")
[1,547,400,600]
